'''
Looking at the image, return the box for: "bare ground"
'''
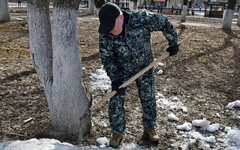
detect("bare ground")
[0,14,240,149]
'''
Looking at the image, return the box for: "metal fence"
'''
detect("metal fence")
[8,0,88,8]
[138,7,182,15]
[8,0,27,3]
[137,7,207,16]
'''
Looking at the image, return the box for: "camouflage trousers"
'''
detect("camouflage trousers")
[109,66,156,134]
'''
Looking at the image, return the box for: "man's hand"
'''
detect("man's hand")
[166,44,179,56]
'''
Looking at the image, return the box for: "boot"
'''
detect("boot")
[143,128,160,142]
[109,133,123,148]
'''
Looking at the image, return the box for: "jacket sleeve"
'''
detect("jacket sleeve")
[99,34,120,81]
[145,12,178,46]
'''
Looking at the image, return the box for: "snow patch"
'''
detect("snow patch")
[120,143,147,150]
[226,100,240,109]
[168,113,179,121]
[205,136,216,143]
[181,107,188,113]
[177,122,192,131]
[156,93,164,98]
[157,69,163,75]
[227,129,240,146]
[156,94,187,112]
[216,113,221,118]
[96,137,109,148]
[192,118,210,129]
[225,127,232,132]
[0,138,81,150]
[0,138,149,150]
[157,62,164,66]
[189,130,205,140]
[207,123,220,133]
[89,68,111,91]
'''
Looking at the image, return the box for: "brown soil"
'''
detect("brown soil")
[1,14,240,149]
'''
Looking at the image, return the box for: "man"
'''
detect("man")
[98,2,178,148]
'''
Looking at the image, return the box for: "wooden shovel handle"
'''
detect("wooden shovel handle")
[90,90,117,111]
[119,52,169,88]
[89,32,196,113]
[90,52,169,112]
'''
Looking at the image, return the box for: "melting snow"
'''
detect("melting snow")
[192,118,210,129]
[157,69,163,75]
[96,137,109,148]
[207,123,220,133]
[168,113,179,121]
[177,122,192,131]
[89,68,111,91]
[226,100,240,109]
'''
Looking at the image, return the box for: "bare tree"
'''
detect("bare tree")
[222,0,237,30]
[0,0,10,23]
[181,0,188,22]
[129,0,138,10]
[27,0,90,138]
[134,0,138,10]
[237,6,240,26]
[88,0,94,15]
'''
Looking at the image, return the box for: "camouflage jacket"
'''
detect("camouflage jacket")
[99,10,178,81]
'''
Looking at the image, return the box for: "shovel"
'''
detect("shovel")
[78,32,196,144]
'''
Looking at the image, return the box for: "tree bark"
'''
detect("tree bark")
[0,0,10,23]
[88,0,94,15]
[129,2,137,10]
[237,8,240,26]
[181,0,188,22]
[222,9,234,30]
[27,0,90,137]
[52,0,90,135]
[222,0,236,30]
[133,1,137,10]
[27,0,53,106]
[181,5,188,22]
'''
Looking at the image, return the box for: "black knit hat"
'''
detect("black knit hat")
[98,2,121,34]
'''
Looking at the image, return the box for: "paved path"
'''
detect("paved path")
[10,14,240,31]
[172,22,240,31]
[77,15,240,31]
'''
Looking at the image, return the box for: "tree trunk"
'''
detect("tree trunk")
[167,0,174,8]
[181,0,188,22]
[222,9,234,30]
[27,0,90,137]
[129,1,137,10]
[52,0,90,135]
[222,0,236,30]
[0,0,10,23]
[27,0,53,107]
[238,8,240,27]
[88,0,94,15]
[181,5,188,22]
[133,1,137,10]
